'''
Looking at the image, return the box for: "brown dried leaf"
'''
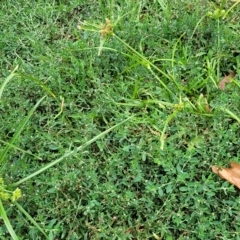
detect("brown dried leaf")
[211,162,240,189]
[218,71,236,90]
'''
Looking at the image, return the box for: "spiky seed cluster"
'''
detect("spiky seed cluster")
[99,18,113,37]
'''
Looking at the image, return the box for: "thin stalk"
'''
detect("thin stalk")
[223,0,240,19]
[113,33,174,95]
[12,116,133,186]
[14,202,48,239]
[160,110,179,150]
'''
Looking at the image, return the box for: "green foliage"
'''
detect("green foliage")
[0,0,240,239]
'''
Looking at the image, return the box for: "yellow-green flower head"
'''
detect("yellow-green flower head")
[11,188,22,202]
[0,192,10,201]
[207,8,226,19]
[0,178,3,185]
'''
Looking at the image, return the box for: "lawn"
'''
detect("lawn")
[0,0,240,239]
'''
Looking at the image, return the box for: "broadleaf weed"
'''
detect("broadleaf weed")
[0,0,240,239]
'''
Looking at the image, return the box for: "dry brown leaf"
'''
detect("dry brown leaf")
[218,71,236,90]
[211,162,240,189]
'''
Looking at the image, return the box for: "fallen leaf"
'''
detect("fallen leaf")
[218,71,236,90]
[211,162,240,189]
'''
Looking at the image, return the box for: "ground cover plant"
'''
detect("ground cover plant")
[0,0,240,239]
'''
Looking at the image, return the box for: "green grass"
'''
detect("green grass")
[0,0,240,239]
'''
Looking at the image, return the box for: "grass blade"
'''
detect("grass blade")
[160,110,178,150]
[0,96,46,171]
[0,139,43,160]
[19,74,56,98]
[0,66,18,101]
[220,108,240,124]
[12,115,133,186]
[0,200,19,240]
[14,202,49,239]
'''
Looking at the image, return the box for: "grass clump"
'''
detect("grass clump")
[0,0,240,239]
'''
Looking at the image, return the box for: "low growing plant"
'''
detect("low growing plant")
[0,68,133,239]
